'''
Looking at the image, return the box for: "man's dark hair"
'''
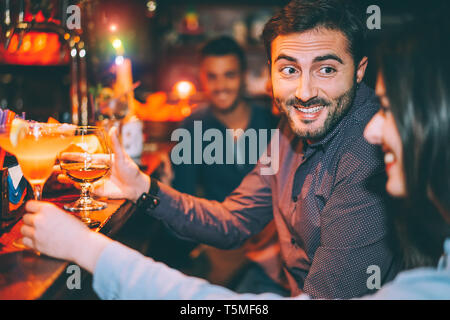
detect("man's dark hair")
[200,35,247,72]
[262,0,366,64]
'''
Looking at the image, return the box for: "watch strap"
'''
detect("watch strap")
[136,177,160,209]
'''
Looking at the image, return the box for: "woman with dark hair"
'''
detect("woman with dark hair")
[19,20,449,299]
[364,20,450,270]
[360,19,450,298]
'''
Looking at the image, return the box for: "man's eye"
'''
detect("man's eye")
[319,67,336,75]
[280,67,298,76]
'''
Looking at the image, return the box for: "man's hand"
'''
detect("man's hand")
[57,127,150,203]
[21,201,112,273]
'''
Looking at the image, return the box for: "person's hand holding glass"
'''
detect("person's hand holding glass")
[57,126,150,205]
[0,119,76,248]
[58,126,112,224]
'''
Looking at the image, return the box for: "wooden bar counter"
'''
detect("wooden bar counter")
[0,143,184,300]
[0,194,137,300]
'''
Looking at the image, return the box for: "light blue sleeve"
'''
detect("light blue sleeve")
[93,241,450,300]
[92,241,310,300]
[361,268,450,300]
[363,239,450,300]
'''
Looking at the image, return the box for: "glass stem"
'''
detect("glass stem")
[32,183,44,201]
[80,183,91,201]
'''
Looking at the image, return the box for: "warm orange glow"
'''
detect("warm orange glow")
[134,92,193,122]
[180,102,192,118]
[1,32,68,65]
[173,81,196,100]
[47,117,60,124]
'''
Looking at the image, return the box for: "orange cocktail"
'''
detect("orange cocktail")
[0,120,75,249]
[13,133,74,186]
[0,120,75,199]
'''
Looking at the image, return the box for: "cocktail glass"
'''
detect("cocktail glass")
[0,121,76,248]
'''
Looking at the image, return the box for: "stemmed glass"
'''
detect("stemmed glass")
[0,120,76,248]
[58,126,111,224]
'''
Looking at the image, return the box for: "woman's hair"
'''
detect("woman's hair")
[377,14,450,267]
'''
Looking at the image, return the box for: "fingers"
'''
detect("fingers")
[25,200,56,214]
[22,213,36,226]
[25,200,44,213]
[108,127,125,161]
[22,237,35,249]
[20,224,35,238]
[59,152,87,162]
[57,173,75,184]
[53,164,62,173]
[91,180,111,198]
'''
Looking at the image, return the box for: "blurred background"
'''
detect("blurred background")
[0,0,440,296]
[0,0,427,126]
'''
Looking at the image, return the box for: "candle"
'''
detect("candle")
[115,58,135,115]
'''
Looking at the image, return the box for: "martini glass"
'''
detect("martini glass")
[0,121,76,248]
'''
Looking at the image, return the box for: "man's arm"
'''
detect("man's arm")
[148,159,274,249]
[302,137,399,299]
[146,117,284,250]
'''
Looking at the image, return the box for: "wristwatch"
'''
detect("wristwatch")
[136,177,160,210]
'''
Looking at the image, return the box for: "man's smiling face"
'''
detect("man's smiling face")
[200,54,243,113]
[271,28,367,141]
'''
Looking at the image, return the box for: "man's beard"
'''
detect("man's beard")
[210,87,245,115]
[275,81,357,140]
[211,95,241,115]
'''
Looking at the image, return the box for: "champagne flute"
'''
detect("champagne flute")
[58,126,111,224]
[0,120,76,248]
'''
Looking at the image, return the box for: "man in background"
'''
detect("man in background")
[170,36,287,295]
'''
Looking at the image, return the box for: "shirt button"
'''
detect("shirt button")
[291,238,296,245]
[292,196,298,202]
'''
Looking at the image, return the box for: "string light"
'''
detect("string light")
[112,38,122,50]
[147,1,157,12]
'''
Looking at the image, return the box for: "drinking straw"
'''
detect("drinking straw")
[0,110,17,169]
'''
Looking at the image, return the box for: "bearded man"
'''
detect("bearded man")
[26,0,401,299]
